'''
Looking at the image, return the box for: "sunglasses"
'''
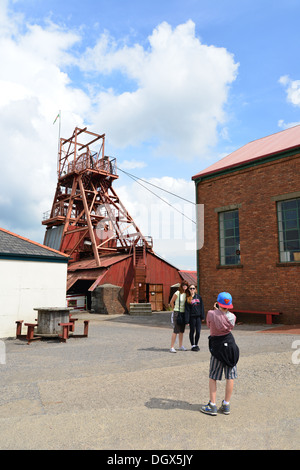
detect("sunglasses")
[189,287,196,290]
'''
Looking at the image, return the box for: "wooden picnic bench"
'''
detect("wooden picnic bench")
[15,320,41,344]
[69,315,78,332]
[16,317,89,344]
[229,309,282,325]
[58,320,90,342]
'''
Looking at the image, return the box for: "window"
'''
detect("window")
[219,210,240,265]
[277,198,300,262]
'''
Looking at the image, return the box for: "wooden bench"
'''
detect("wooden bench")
[58,320,90,342]
[229,309,282,325]
[16,320,42,344]
[58,322,73,342]
[15,320,24,338]
[72,320,90,338]
[69,315,78,332]
[24,323,42,344]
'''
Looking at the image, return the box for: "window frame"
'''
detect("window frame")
[277,197,300,263]
[219,209,241,266]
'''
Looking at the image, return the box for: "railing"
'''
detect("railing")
[136,236,153,248]
[118,235,153,249]
[43,206,79,221]
[60,153,117,178]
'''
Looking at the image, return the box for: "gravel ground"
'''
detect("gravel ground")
[0,312,299,450]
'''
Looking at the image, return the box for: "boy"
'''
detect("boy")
[201,292,239,416]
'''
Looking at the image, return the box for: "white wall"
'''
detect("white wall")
[0,259,68,338]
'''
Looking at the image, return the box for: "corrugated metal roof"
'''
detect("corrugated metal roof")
[0,227,69,261]
[68,253,132,271]
[192,124,300,180]
[179,270,197,285]
[44,225,64,251]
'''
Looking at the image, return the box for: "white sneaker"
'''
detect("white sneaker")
[169,347,177,353]
[179,346,187,351]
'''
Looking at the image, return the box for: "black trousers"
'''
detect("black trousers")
[189,316,201,346]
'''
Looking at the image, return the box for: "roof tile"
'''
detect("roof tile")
[0,227,68,260]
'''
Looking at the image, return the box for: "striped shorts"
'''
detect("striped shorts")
[209,355,238,380]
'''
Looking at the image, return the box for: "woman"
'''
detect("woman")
[169,281,189,353]
[185,284,205,351]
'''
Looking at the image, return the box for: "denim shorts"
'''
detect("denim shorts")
[209,355,237,380]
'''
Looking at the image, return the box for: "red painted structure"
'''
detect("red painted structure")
[43,127,185,311]
[67,250,183,310]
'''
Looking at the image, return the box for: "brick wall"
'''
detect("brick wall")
[196,153,300,324]
[91,284,127,315]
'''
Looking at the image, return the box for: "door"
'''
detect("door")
[148,284,163,311]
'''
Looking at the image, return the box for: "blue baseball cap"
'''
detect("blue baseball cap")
[217,292,233,309]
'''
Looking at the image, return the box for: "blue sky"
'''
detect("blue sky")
[1,0,300,270]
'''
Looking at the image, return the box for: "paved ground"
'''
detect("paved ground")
[0,312,299,450]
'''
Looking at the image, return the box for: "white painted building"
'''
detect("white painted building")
[0,227,69,338]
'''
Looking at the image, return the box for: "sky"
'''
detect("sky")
[1,0,300,270]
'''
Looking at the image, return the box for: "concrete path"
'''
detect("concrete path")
[0,312,299,450]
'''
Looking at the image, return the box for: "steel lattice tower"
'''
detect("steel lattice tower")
[42,127,152,272]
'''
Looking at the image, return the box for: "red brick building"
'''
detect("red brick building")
[192,125,300,324]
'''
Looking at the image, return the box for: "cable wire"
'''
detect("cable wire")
[118,167,195,205]
[118,166,196,224]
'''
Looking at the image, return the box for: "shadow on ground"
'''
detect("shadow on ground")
[145,397,203,412]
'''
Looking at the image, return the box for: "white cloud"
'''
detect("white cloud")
[119,159,147,170]
[278,76,300,131]
[0,4,90,240]
[279,75,300,106]
[0,5,237,268]
[80,20,239,159]
[278,119,300,130]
